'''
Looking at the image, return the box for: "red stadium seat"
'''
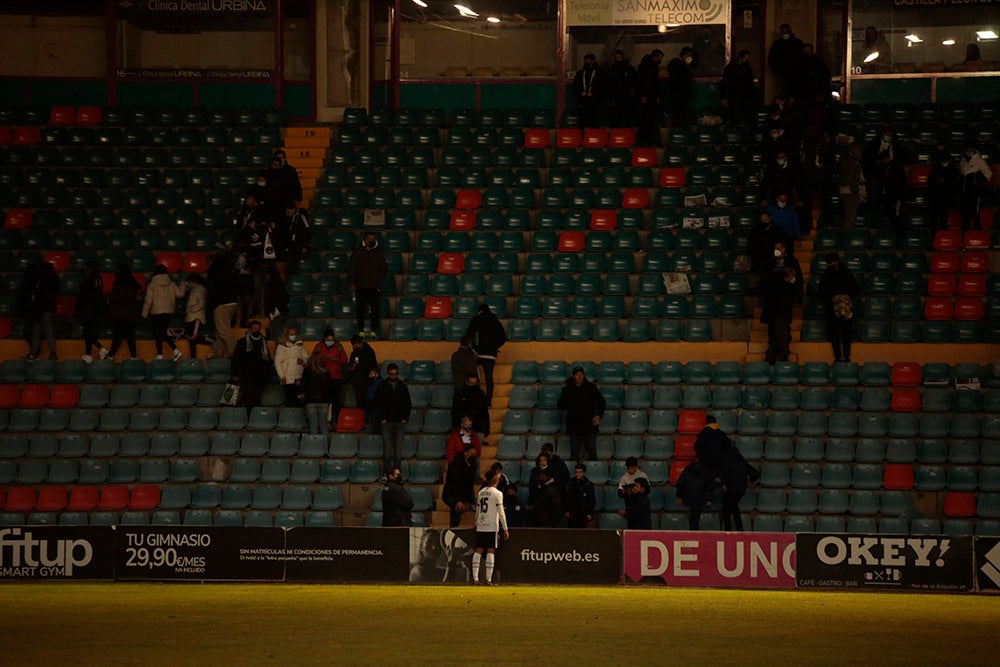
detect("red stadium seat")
[890,362,921,387]
[631,147,657,167]
[890,388,921,413]
[672,434,697,460]
[582,128,608,147]
[5,209,32,229]
[455,189,482,209]
[335,408,366,433]
[907,165,930,188]
[5,487,37,512]
[677,409,706,435]
[957,274,986,296]
[883,464,915,490]
[556,128,581,148]
[0,126,12,145]
[954,297,984,321]
[669,460,689,485]
[182,252,210,274]
[134,274,148,292]
[129,485,161,511]
[14,126,41,145]
[590,210,617,230]
[622,188,650,209]
[944,492,976,518]
[0,318,12,339]
[76,106,103,126]
[155,251,183,274]
[436,253,464,274]
[929,252,959,273]
[558,231,585,252]
[659,167,686,187]
[926,274,956,296]
[980,207,994,229]
[423,297,453,319]
[449,210,475,231]
[18,384,49,409]
[100,273,115,295]
[963,230,990,249]
[49,105,75,126]
[67,486,100,511]
[523,129,550,148]
[961,251,988,273]
[0,384,19,409]
[48,384,80,408]
[44,251,71,273]
[923,297,953,321]
[933,229,962,251]
[609,128,635,147]
[97,485,130,511]
[54,295,76,318]
[36,486,68,512]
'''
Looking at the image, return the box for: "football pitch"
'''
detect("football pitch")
[1,583,997,665]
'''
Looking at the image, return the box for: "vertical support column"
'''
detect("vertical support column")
[390,0,401,111]
[556,0,567,125]
[845,0,854,102]
[106,0,118,106]
[275,0,285,109]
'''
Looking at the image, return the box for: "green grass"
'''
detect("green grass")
[1,584,997,665]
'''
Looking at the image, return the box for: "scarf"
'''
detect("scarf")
[245,332,270,360]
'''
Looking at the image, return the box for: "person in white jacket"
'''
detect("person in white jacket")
[274,325,310,406]
[142,265,186,361]
[179,274,210,359]
[959,144,993,230]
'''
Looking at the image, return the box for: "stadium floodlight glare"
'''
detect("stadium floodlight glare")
[455,4,479,17]
[411,0,428,7]
[864,51,880,63]
[942,39,956,45]
[976,30,998,40]
[487,16,500,23]
[904,34,922,43]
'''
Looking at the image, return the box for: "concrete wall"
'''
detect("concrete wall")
[0,14,105,77]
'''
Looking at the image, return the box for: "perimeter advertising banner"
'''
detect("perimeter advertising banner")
[284,527,409,582]
[973,537,1000,593]
[0,526,115,580]
[567,0,730,27]
[496,529,622,584]
[796,534,974,592]
[114,526,285,581]
[623,531,796,588]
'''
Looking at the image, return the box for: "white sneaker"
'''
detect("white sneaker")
[98,348,109,360]
[155,355,163,360]
[81,354,93,364]
[172,349,183,362]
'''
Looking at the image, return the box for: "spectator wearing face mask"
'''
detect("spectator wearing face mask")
[666,47,695,127]
[765,193,801,245]
[274,325,309,406]
[314,327,348,423]
[760,243,802,364]
[572,53,602,128]
[231,320,272,413]
[265,149,302,210]
[762,150,801,206]
[959,143,993,230]
[768,23,803,97]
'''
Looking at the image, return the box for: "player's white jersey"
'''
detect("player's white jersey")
[476,486,507,533]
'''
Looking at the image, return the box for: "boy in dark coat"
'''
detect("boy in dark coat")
[720,447,760,531]
[626,478,653,530]
[381,466,414,527]
[565,463,597,528]
[528,469,564,528]
[676,460,713,530]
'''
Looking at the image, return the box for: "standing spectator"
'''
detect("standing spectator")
[346,334,378,412]
[666,47,695,127]
[538,441,570,493]
[446,415,482,464]
[818,253,861,363]
[373,362,411,476]
[720,446,760,531]
[490,461,511,495]
[557,366,606,463]
[694,415,732,482]
[263,265,289,341]
[450,336,479,391]
[856,25,891,74]
[606,49,636,128]
[765,193,802,246]
[747,210,789,293]
[442,444,478,528]
[767,23,803,97]
[762,151,801,206]
[927,150,961,230]
[839,143,866,230]
[721,50,757,126]
[230,320,271,413]
[77,261,108,363]
[247,170,279,223]
[565,463,596,528]
[274,324,309,406]
[617,456,649,498]
[301,347,333,435]
[233,222,261,327]
[504,483,528,528]
[959,143,993,230]
[863,125,906,216]
[626,478,653,530]
[348,231,388,339]
[572,53,601,128]
[207,252,238,360]
[676,460,713,530]
[528,451,555,502]
[381,466,414,528]
[956,43,988,72]
[451,372,490,436]
[231,193,260,232]
[472,470,509,585]
[529,468,564,528]
[178,274,210,359]
[105,265,142,361]
[266,152,303,211]
[315,327,348,423]
[22,262,59,361]
[465,304,506,406]
[142,264,185,361]
[281,204,311,275]
[761,242,803,364]
[794,43,831,111]
[635,48,664,146]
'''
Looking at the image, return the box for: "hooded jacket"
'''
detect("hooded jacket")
[381,477,414,527]
[314,338,348,380]
[465,309,506,358]
[142,273,185,317]
[557,377,607,435]
[184,284,207,324]
[274,338,310,384]
[348,239,388,289]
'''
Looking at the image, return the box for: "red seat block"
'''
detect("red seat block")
[960,251,989,273]
[583,128,608,147]
[5,209,32,229]
[14,126,41,145]
[883,464,915,490]
[631,147,657,167]
[36,486,68,512]
[0,126,12,145]
[100,272,116,295]
[449,210,475,231]
[335,407,366,433]
[933,229,962,251]
[890,388,921,413]
[155,251,183,274]
[556,128,581,148]
[67,486,100,511]
[523,128,550,148]
[76,106,103,126]
[929,252,959,274]
[436,253,464,274]
[44,251,72,273]
[590,210,617,230]
[659,167,686,187]
[926,274,956,296]
[944,492,976,518]
[669,460,689,485]
[455,189,482,209]
[954,297,984,321]
[622,188,650,209]
[49,105,75,126]
[957,274,986,296]
[907,165,930,188]
[677,409,706,435]
[0,385,19,409]
[182,252,210,273]
[5,487,37,512]
[0,317,12,339]
[672,434,697,460]
[558,231,585,252]
[609,127,635,147]
[890,362,921,387]
[54,295,76,318]
[923,297,953,321]
[48,384,80,408]
[97,485,130,511]
[18,384,50,409]
[424,296,453,319]
[129,485,161,511]
[963,230,991,249]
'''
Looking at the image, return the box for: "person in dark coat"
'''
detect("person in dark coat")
[676,460,713,530]
[538,442,570,495]
[372,362,411,477]
[301,347,334,436]
[263,264,289,341]
[465,304,506,406]
[346,334,378,412]
[23,261,60,361]
[817,253,861,363]
[556,366,607,462]
[762,151,802,206]
[666,47,695,127]
[959,143,994,230]
[721,49,757,126]
[761,242,803,364]
[489,461,511,496]
[528,469,564,528]
[230,319,272,413]
[450,336,479,391]
[747,211,789,294]
[442,444,478,528]
[265,151,303,211]
[626,477,653,530]
[767,23,803,97]
[565,463,596,528]
[105,265,142,360]
[572,53,602,128]
[694,415,732,481]
[635,48,664,146]
[606,49,636,128]
[927,150,961,231]
[863,126,908,228]
[77,261,108,363]
[280,204,311,275]
[348,232,388,339]
[503,483,528,528]
[451,371,490,436]
[720,446,760,531]
[381,466,414,527]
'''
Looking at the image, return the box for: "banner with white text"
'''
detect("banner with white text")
[0,526,115,580]
[567,0,730,27]
[496,529,622,584]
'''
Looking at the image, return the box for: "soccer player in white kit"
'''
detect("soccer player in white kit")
[472,470,509,584]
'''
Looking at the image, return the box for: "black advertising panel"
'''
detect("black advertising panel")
[0,526,115,580]
[496,529,622,584]
[408,528,477,583]
[974,537,1000,593]
[796,534,974,592]
[284,527,409,582]
[115,526,285,581]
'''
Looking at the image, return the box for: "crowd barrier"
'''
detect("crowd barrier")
[1,525,997,593]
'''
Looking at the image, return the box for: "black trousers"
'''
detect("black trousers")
[721,494,744,531]
[827,317,853,362]
[355,287,380,332]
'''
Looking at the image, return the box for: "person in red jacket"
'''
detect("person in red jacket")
[313,327,348,427]
[446,416,482,463]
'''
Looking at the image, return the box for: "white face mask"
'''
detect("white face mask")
[774,248,783,257]
[324,340,335,347]
[782,33,790,40]
[684,57,693,65]
[777,200,787,209]
[777,158,786,167]
[288,335,297,342]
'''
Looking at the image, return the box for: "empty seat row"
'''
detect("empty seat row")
[0,358,229,384]
[0,509,343,528]
[9,125,280,149]
[1,146,278,169]
[0,166,257,190]
[0,105,285,128]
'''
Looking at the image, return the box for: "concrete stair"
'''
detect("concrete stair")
[281,126,332,209]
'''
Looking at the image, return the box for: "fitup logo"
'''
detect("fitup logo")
[0,528,94,577]
[980,541,1000,588]
[520,548,600,564]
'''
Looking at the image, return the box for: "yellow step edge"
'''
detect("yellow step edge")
[284,127,332,139]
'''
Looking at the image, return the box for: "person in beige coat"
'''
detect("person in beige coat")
[274,324,310,406]
[178,274,210,359]
[142,265,186,361]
